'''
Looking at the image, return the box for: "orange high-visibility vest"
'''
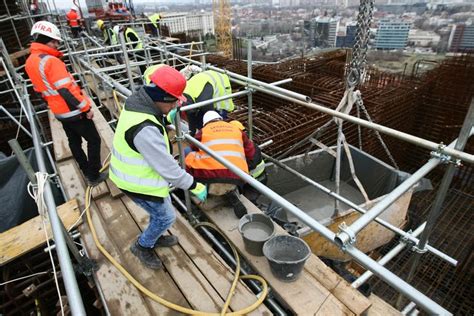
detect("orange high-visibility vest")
[66,10,79,27]
[25,43,91,120]
[185,121,249,173]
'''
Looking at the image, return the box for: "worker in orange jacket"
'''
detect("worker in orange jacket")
[185,111,255,218]
[25,21,107,186]
[66,7,82,38]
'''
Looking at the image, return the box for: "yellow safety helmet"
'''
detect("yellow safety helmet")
[97,19,104,29]
[229,120,245,131]
[143,64,166,84]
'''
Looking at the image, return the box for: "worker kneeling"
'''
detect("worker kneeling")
[109,66,207,270]
[185,111,256,218]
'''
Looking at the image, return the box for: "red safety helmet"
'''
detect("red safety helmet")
[149,65,187,102]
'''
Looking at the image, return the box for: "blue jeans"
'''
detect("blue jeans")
[131,196,176,248]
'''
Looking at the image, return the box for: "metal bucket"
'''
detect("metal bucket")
[263,235,311,282]
[239,213,275,256]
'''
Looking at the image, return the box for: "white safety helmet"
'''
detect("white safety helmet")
[113,25,121,34]
[203,111,222,126]
[71,6,77,11]
[31,21,62,41]
[180,65,203,80]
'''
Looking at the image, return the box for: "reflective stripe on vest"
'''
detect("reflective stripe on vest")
[125,28,143,49]
[109,108,170,198]
[250,160,265,178]
[39,56,59,96]
[53,77,72,88]
[202,71,234,112]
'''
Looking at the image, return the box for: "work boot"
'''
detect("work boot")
[130,241,163,270]
[87,171,108,187]
[153,235,179,248]
[225,190,247,219]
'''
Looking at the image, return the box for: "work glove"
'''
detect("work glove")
[166,108,178,124]
[190,182,207,202]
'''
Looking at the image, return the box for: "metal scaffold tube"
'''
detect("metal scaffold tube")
[23,86,86,315]
[184,133,451,315]
[146,45,474,165]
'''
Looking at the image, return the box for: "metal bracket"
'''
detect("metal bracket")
[336,222,357,250]
[411,244,428,254]
[430,143,462,167]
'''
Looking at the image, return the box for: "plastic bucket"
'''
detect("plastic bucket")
[239,213,275,256]
[263,235,311,282]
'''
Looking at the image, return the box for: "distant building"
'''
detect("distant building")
[448,23,474,52]
[308,17,339,48]
[160,12,214,36]
[408,29,440,47]
[375,19,411,50]
[336,23,357,48]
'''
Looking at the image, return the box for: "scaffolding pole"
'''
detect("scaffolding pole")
[395,99,474,308]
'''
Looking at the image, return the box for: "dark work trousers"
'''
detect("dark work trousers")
[61,118,102,180]
[70,26,82,38]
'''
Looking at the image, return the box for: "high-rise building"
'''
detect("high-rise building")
[448,23,474,53]
[309,17,340,48]
[375,19,411,50]
[336,23,357,48]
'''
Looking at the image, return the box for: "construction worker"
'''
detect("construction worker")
[229,120,267,204]
[148,13,161,37]
[66,7,81,38]
[97,19,113,45]
[123,25,143,50]
[25,21,106,186]
[185,111,255,218]
[109,65,207,270]
[182,70,235,136]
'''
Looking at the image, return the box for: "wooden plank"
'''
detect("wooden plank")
[124,196,272,315]
[240,197,372,315]
[57,159,160,315]
[95,196,191,314]
[48,112,72,162]
[122,196,227,313]
[366,294,402,316]
[0,199,80,266]
[204,198,341,315]
[106,178,124,198]
[315,294,354,316]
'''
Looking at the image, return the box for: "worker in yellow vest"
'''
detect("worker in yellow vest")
[148,13,161,36]
[182,70,235,136]
[96,19,114,45]
[109,66,207,269]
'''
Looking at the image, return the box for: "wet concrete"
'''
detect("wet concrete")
[282,179,366,223]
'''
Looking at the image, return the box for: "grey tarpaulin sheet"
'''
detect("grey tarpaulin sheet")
[0,148,63,233]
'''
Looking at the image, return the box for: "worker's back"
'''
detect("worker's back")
[185,120,249,183]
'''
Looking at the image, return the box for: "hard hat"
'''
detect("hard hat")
[143,64,165,84]
[113,25,120,34]
[203,111,222,126]
[149,65,187,102]
[71,6,77,11]
[229,120,245,131]
[31,21,62,41]
[179,65,203,80]
[97,19,104,29]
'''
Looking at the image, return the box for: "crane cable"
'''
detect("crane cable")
[84,161,268,315]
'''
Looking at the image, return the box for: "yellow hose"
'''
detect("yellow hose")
[85,164,268,315]
[112,89,122,115]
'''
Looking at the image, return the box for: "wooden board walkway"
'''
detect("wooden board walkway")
[47,81,400,315]
[0,199,80,266]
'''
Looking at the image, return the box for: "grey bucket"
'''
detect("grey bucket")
[263,235,311,282]
[239,213,275,256]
